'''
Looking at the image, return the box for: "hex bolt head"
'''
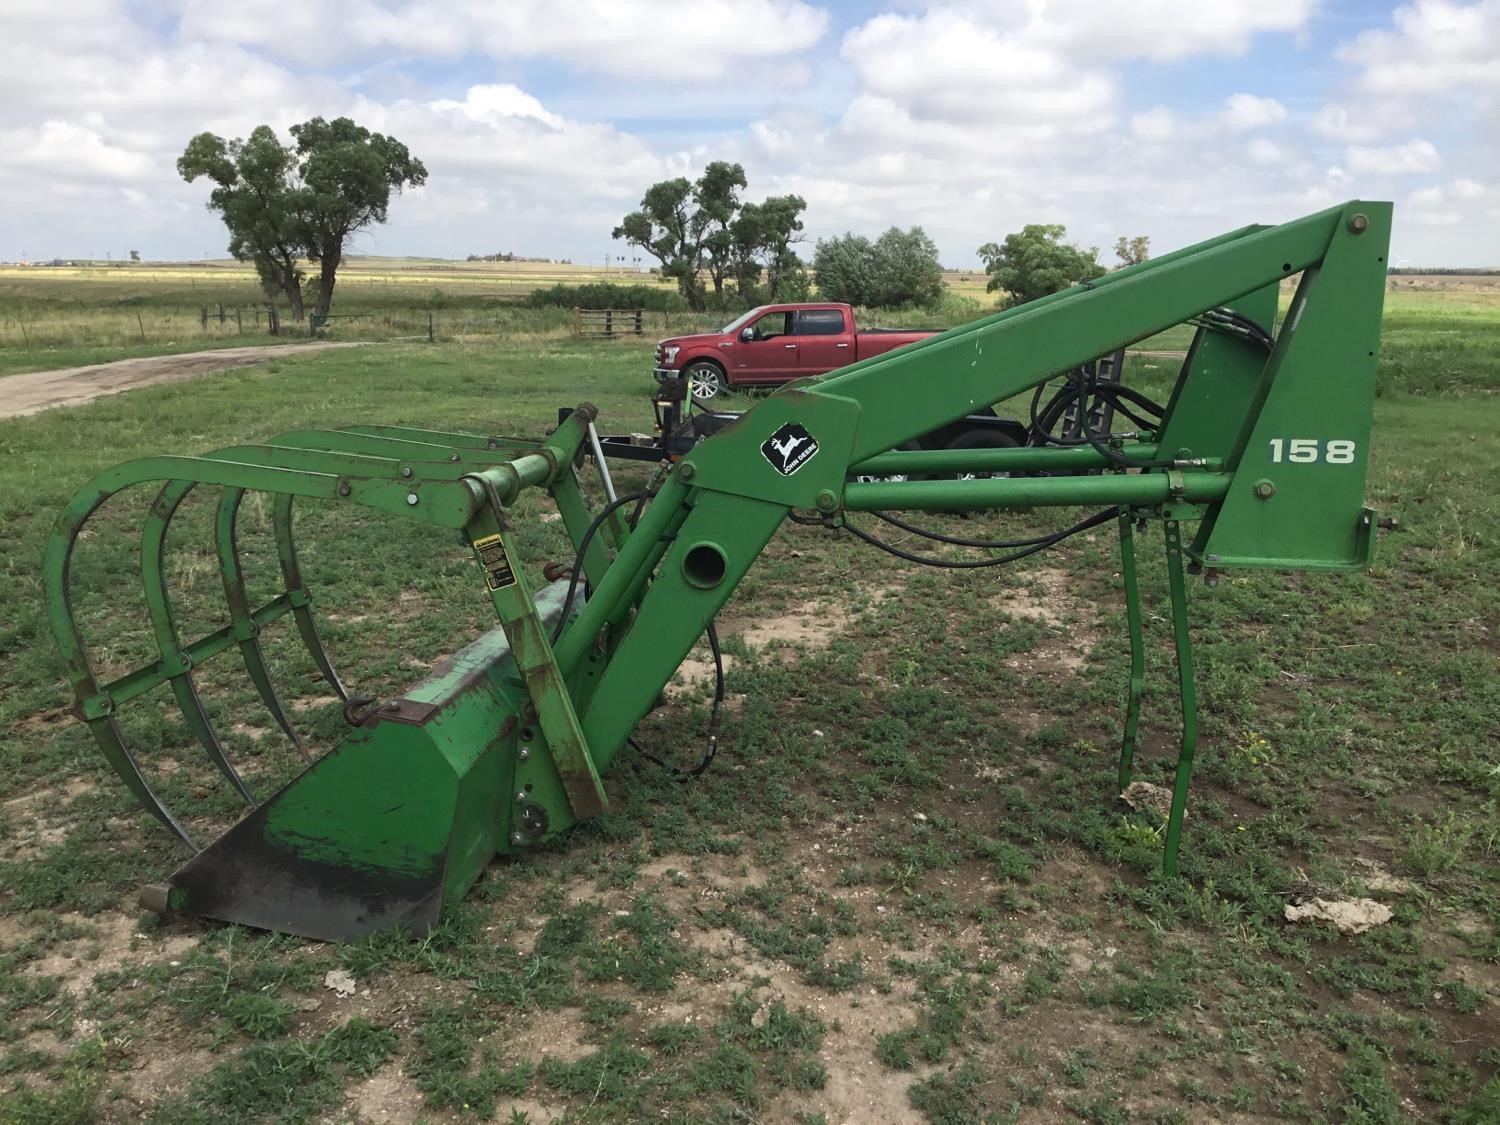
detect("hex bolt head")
[510,833,524,846]
[400,466,413,478]
[337,480,351,496]
[515,791,527,803]
[1348,213,1369,234]
[406,493,419,506]
[518,747,531,761]
[815,489,838,512]
[1254,479,1276,500]
[678,462,697,481]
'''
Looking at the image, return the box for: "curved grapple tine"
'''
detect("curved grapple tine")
[96,715,198,849]
[43,476,199,849]
[272,492,348,702]
[215,488,308,760]
[143,481,257,806]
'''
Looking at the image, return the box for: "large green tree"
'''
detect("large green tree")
[978,224,1105,307]
[731,194,807,301]
[869,226,945,307]
[179,117,426,320]
[694,161,748,308]
[812,232,875,305]
[813,227,947,308]
[178,126,309,319]
[613,163,802,311]
[291,117,427,318]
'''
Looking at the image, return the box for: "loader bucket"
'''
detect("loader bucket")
[150,585,572,941]
[44,414,624,940]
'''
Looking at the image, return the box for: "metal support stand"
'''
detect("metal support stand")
[1117,511,1145,790]
[1161,520,1198,875]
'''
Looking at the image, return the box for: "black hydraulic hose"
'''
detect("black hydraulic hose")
[551,490,653,644]
[871,508,1101,549]
[630,618,723,780]
[844,506,1118,569]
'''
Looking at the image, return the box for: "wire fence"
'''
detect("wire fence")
[0,305,730,352]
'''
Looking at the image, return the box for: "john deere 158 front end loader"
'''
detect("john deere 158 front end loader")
[46,201,1392,940]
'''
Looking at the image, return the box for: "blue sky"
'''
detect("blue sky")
[2,1,1496,266]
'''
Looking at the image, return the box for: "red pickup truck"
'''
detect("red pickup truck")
[652,303,937,401]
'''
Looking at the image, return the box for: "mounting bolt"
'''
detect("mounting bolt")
[815,489,838,513]
[406,493,419,506]
[1348,213,1369,234]
[400,466,413,478]
[1202,567,1222,588]
[678,461,696,481]
[1253,479,1276,500]
[337,480,351,496]
[518,747,530,761]
[1377,515,1400,531]
[510,833,524,846]
[516,791,527,803]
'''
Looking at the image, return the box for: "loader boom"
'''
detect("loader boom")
[46,201,1391,939]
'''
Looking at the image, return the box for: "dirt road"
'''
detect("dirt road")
[0,343,363,420]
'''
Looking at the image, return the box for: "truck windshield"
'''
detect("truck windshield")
[719,306,768,334]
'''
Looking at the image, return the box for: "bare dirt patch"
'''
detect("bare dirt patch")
[0,342,363,419]
[992,565,1101,676]
[19,910,201,998]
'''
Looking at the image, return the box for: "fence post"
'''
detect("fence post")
[605,309,614,339]
[428,310,434,343]
[235,307,242,333]
[218,303,225,324]
[267,305,280,336]
[634,308,643,336]
[136,311,146,343]
[201,306,208,330]
[574,307,581,337]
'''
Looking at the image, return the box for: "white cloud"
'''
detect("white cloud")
[839,10,1116,129]
[1130,107,1178,142]
[1221,94,1287,132]
[1308,102,1395,144]
[1346,139,1442,175]
[1339,0,1500,96]
[1022,0,1316,61]
[1247,138,1284,164]
[170,0,830,78]
[1452,177,1486,198]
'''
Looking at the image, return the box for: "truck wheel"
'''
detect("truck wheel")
[683,361,724,402]
[944,428,1019,480]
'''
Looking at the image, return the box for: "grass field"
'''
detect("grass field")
[0,285,1496,1123]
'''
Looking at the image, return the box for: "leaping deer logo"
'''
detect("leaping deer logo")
[761,422,819,476]
[769,433,805,467]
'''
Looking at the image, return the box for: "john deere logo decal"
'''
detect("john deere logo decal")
[761,422,819,476]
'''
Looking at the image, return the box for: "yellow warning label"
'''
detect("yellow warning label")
[472,533,517,590]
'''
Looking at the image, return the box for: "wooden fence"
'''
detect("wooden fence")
[574,307,645,339]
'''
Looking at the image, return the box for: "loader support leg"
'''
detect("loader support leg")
[1117,511,1145,790]
[1162,520,1197,876]
[468,506,607,820]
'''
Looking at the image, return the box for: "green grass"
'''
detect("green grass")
[0,287,1496,1122]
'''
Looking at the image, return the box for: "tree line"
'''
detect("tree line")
[178,114,1150,322]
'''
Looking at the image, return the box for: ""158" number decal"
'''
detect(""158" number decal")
[1268,438,1356,464]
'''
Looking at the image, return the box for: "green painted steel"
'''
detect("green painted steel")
[1160,522,1198,876]
[44,203,1393,939]
[852,443,1162,476]
[1116,513,1145,791]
